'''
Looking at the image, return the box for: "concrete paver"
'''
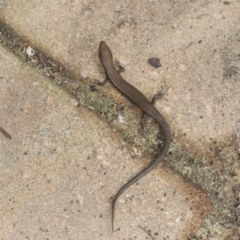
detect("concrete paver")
[1,0,240,239]
[0,44,210,239]
[1,1,240,146]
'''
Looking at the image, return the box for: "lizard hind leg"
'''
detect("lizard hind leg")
[141,87,169,135]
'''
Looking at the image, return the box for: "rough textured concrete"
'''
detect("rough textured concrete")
[1,0,240,147]
[0,0,240,239]
[0,44,209,239]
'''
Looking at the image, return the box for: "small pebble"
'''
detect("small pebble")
[26,46,35,57]
[148,58,161,68]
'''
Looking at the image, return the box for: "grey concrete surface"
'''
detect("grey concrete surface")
[0,0,240,239]
[0,43,209,239]
[1,0,240,148]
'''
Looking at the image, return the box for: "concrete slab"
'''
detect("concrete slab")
[1,1,240,149]
[0,0,240,239]
[0,42,210,239]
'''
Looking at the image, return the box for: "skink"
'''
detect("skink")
[99,41,171,231]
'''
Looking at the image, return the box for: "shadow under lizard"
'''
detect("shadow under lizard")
[98,41,171,231]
